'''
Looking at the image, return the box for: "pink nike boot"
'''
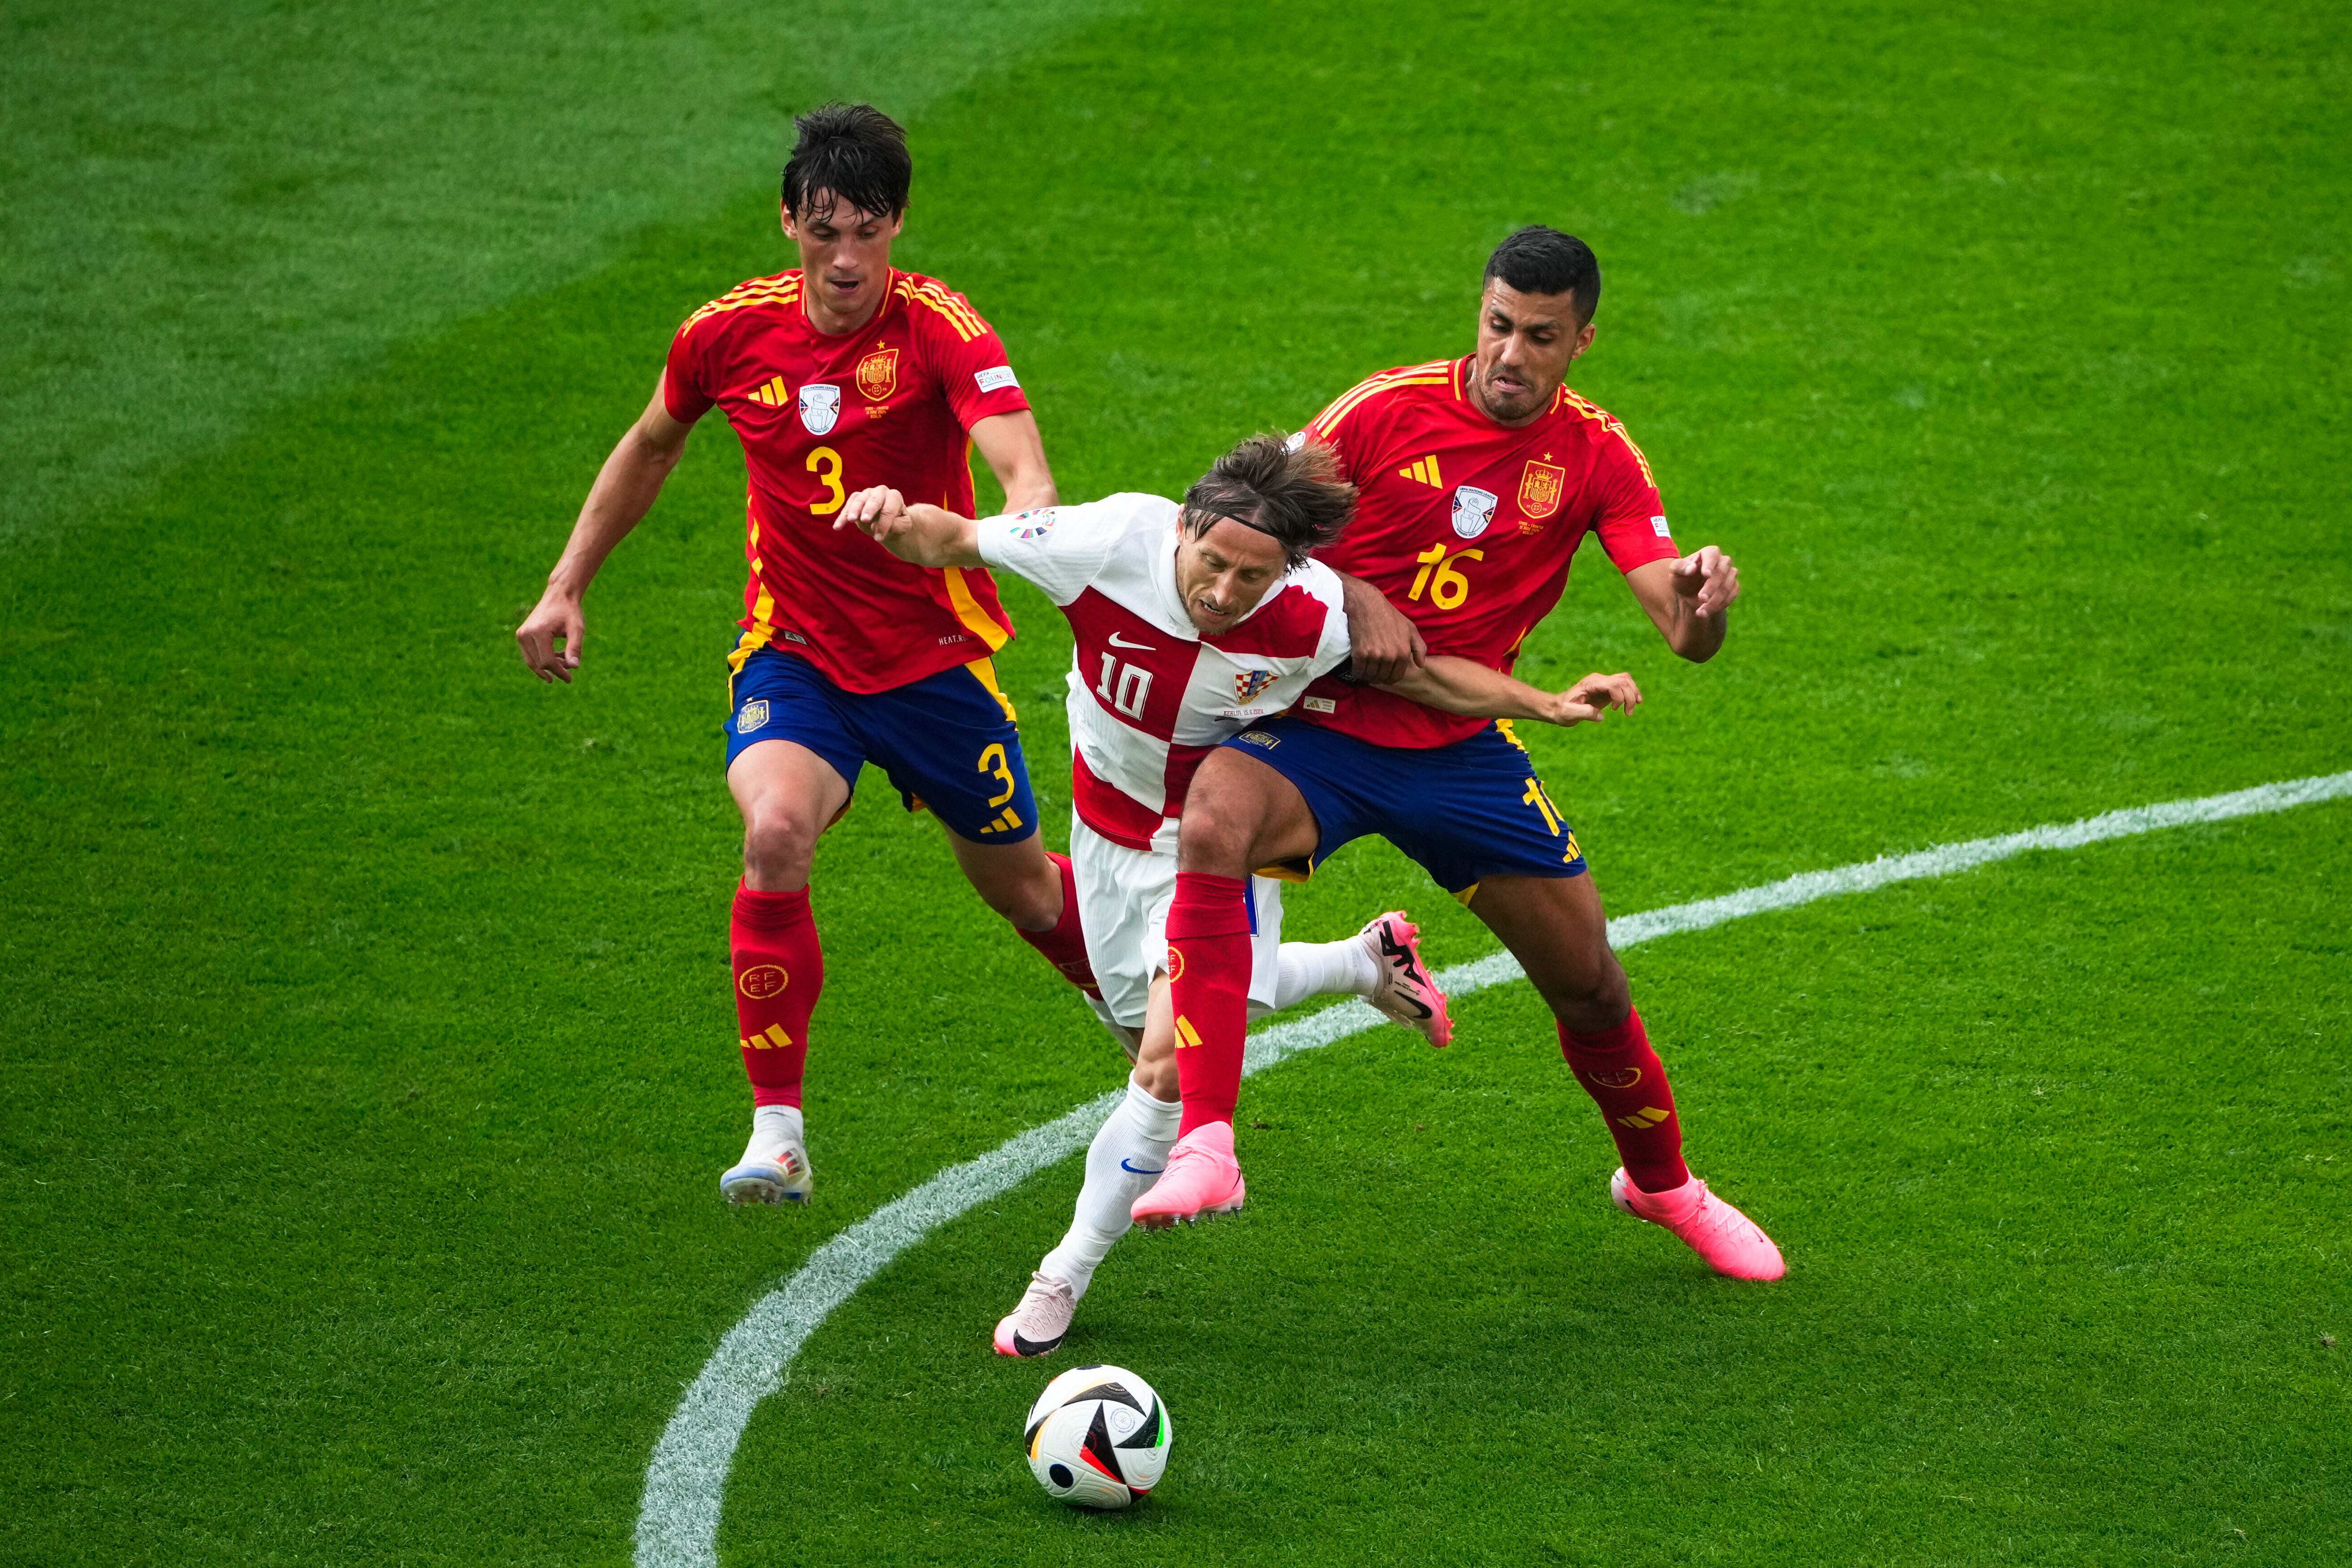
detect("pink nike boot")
[1130,1122,1246,1229]
[1611,1169,1785,1281]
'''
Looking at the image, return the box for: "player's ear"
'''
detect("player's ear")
[1571,321,1596,360]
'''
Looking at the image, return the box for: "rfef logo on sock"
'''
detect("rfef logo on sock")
[738,964,789,999]
[1162,945,1186,981]
[1587,1066,1642,1089]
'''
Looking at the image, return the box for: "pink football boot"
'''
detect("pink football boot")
[1129,1121,1246,1230]
[1611,1169,1786,1281]
[1358,910,1452,1048]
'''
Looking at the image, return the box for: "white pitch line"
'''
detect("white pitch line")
[635,769,2352,1567]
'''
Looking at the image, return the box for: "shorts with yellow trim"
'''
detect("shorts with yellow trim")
[1219,716,1586,897]
[726,646,1038,843]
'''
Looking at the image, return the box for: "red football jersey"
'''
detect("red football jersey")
[664,268,1033,693]
[1298,356,1681,748]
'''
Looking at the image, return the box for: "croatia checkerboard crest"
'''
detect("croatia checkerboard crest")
[1233,669,1278,703]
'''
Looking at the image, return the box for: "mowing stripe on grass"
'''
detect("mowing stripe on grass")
[635,769,2352,1567]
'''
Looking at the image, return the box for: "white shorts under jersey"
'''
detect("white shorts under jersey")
[977,492,1353,1027]
[976,493,1353,856]
[1069,817,1287,1028]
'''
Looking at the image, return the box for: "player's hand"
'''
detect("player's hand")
[1541,671,1641,726]
[1339,573,1426,683]
[516,589,585,684]
[836,485,911,542]
[1669,545,1740,618]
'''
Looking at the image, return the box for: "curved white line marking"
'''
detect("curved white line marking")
[636,770,2352,1566]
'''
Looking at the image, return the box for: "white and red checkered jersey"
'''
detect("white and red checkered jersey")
[977,493,1351,853]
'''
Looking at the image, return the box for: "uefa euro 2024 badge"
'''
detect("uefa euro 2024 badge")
[798,383,842,436]
[1451,484,1499,540]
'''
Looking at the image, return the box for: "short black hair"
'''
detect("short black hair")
[1484,226,1601,326]
[781,103,912,223]
[1181,433,1356,570]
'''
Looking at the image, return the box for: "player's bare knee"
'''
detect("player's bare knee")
[973,850,1061,930]
[1176,796,1259,877]
[741,806,820,885]
[1537,953,1631,1034]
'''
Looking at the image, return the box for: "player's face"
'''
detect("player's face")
[1174,515,1290,635]
[1468,281,1596,426]
[781,194,906,332]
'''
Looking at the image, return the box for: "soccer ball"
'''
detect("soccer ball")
[1022,1364,1172,1510]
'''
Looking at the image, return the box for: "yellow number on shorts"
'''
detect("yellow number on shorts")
[1521,776,1564,836]
[807,446,846,515]
[977,742,1017,807]
[1408,543,1483,611]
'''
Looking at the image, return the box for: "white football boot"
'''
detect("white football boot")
[994,1271,1078,1357]
[720,1110,813,1206]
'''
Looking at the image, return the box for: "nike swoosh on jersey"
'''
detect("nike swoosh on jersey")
[1106,632,1154,650]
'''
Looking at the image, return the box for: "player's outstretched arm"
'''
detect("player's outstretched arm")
[836,486,985,568]
[516,381,695,683]
[1376,656,1641,729]
[968,411,1058,514]
[1624,545,1740,663]
[1335,573,1427,683]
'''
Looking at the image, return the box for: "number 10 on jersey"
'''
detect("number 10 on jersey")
[1096,655,1152,718]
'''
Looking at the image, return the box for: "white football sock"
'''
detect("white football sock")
[1270,936,1381,1011]
[1038,1079,1180,1300]
[748,1103,804,1157]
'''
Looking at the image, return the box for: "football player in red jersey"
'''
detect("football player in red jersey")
[1142,228,1784,1280]
[514,104,1103,1206]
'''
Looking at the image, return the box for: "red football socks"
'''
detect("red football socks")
[732,882,823,1108]
[1015,851,1102,997]
[1166,871,1253,1138]
[1558,1008,1691,1194]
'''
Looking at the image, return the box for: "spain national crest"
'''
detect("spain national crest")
[855,346,899,402]
[1518,459,1566,523]
[1233,669,1278,703]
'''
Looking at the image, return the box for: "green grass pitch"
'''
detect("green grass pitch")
[4,0,2347,1563]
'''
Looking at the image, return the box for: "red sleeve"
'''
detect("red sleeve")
[662,315,717,424]
[1302,386,1380,489]
[916,293,1032,432]
[1588,426,1680,573]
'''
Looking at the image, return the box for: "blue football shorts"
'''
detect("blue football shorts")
[725,645,1040,844]
[1218,716,1586,899]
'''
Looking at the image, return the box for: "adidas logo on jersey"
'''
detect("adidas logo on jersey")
[1398,455,1444,488]
[748,375,790,407]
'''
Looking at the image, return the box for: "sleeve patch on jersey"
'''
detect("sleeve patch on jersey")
[975,365,1020,393]
[1651,515,1672,538]
[1010,509,1058,540]
[1283,430,1307,452]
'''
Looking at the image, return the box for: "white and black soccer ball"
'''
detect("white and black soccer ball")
[1022,1364,1171,1510]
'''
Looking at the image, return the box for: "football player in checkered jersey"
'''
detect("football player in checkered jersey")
[839,431,1639,1354]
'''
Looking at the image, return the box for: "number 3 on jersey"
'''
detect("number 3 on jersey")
[1409,542,1482,610]
[807,446,845,515]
